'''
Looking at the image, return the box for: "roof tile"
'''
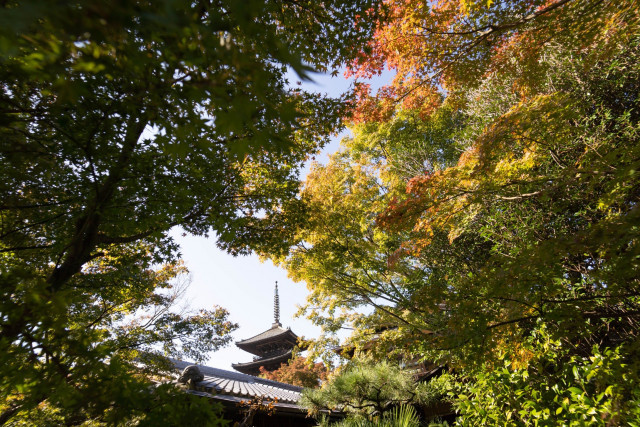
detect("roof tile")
[172,359,303,404]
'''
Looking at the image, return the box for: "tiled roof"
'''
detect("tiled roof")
[172,359,303,404]
[236,324,298,347]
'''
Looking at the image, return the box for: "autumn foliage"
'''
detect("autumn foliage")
[259,357,327,388]
[347,0,637,122]
[269,0,640,423]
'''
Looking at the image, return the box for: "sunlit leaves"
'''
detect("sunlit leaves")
[265,0,640,384]
[453,326,640,425]
[347,0,638,123]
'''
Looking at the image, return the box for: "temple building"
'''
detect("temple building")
[232,283,299,375]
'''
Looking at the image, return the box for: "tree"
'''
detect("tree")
[261,0,640,422]
[348,0,637,121]
[234,396,278,427]
[269,106,475,362]
[0,0,377,290]
[259,356,327,388]
[302,360,445,419]
[1,252,237,425]
[269,0,640,361]
[374,28,640,364]
[0,1,379,424]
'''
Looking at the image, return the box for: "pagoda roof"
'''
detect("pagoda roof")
[236,324,298,351]
[232,349,293,375]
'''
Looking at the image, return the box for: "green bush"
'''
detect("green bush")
[452,327,640,425]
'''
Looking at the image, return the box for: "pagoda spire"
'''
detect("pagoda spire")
[233,280,300,375]
[274,281,281,326]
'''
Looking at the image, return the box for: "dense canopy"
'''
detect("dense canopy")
[266,0,640,424]
[2,0,640,424]
[0,0,377,425]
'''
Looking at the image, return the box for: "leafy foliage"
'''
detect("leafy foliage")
[348,0,637,121]
[5,382,229,427]
[261,0,640,423]
[452,324,640,425]
[271,0,640,363]
[0,253,237,425]
[234,396,278,427]
[0,0,379,424]
[375,33,640,365]
[272,106,464,361]
[259,356,327,388]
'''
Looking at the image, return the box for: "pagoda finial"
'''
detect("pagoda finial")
[274,281,281,326]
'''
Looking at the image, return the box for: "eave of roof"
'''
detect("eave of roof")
[235,325,298,353]
[190,392,306,412]
[231,350,292,370]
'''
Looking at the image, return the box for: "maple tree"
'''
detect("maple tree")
[234,396,278,427]
[272,110,464,360]
[0,0,379,424]
[285,0,640,358]
[349,0,637,121]
[367,5,640,361]
[259,356,327,388]
[264,0,640,423]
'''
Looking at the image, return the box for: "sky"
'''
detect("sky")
[173,70,392,371]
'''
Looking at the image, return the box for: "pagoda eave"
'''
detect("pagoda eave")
[235,327,299,356]
[232,351,293,376]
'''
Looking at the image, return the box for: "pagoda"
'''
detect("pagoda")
[232,283,299,376]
